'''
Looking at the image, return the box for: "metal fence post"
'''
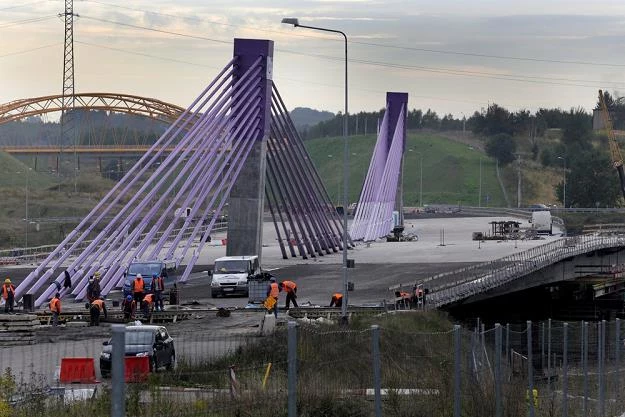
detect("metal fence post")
[563,322,568,417]
[528,320,535,417]
[616,318,621,404]
[454,324,461,417]
[547,318,552,390]
[288,321,297,417]
[600,320,606,417]
[506,323,510,364]
[495,323,502,417]
[371,325,382,417]
[111,324,125,417]
[541,322,545,369]
[583,321,588,417]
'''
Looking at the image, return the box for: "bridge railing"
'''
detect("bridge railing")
[0,220,228,265]
[422,233,625,307]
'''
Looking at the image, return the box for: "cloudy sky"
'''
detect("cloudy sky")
[2,0,625,117]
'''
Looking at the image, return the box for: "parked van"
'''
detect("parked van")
[123,260,177,297]
[209,256,261,298]
[530,211,553,235]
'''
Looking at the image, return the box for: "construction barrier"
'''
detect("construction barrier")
[125,356,150,382]
[59,358,97,384]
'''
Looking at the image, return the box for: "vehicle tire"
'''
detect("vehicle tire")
[166,353,176,370]
[211,291,219,298]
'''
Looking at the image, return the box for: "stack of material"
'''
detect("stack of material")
[0,314,38,346]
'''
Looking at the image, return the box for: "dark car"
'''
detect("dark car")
[99,325,175,378]
[122,260,177,297]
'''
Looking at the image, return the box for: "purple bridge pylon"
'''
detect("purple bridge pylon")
[15,39,348,308]
[350,92,408,241]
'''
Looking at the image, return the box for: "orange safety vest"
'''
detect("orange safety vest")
[143,294,154,304]
[332,293,343,301]
[49,297,61,313]
[153,276,164,291]
[269,282,279,298]
[1,284,15,300]
[133,277,144,293]
[399,291,411,300]
[282,280,297,293]
[91,299,104,311]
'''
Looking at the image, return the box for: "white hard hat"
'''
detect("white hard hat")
[136,274,142,278]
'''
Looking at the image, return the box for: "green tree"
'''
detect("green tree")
[485,133,516,166]
[558,150,621,207]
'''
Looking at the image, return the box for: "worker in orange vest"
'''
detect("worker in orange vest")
[2,278,15,313]
[152,273,165,311]
[89,296,108,326]
[132,273,145,303]
[266,277,281,318]
[49,292,61,327]
[142,293,154,317]
[329,293,343,308]
[280,280,298,309]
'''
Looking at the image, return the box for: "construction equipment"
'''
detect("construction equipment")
[385,226,418,242]
[598,89,625,199]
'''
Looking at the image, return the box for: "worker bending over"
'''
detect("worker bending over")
[142,293,154,317]
[329,293,343,308]
[122,295,137,321]
[280,280,298,309]
[89,296,108,326]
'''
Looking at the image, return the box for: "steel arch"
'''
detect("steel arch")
[0,92,185,126]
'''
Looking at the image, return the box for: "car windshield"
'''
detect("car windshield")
[125,331,154,346]
[128,263,162,277]
[214,260,248,274]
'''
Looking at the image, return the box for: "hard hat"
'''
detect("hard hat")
[94,271,101,278]
[126,295,133,301]
[269,277,276,282]
[4,278,10,284]
[152,273,157,278]
[99,296,105,300]
[136,274,142,278]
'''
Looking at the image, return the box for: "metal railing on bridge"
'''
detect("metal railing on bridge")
[419,233,625,308]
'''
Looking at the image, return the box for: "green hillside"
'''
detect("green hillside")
[304,132,506,207]
[0,151,57,189]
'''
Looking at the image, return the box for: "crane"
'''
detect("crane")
[598,89,625,200]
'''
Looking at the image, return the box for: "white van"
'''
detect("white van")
[209,256,261,298]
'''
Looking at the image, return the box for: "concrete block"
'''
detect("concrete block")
[65,321,88,327]
[260,313,276,335]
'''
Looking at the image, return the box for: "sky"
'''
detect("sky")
[2,0,625,117]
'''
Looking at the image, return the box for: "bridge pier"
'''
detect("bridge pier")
[226,39,273,261]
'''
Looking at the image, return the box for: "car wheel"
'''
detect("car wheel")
[166,353,176,370]
[211,291,219,298]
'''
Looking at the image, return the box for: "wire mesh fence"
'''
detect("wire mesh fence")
[2,317,625,416]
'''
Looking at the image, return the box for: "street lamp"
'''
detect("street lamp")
[282,17,350,322]
[557,156,566,208]
[25,167,32,248]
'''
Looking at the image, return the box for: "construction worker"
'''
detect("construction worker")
[86,274,101,303]
[329,292,343,308]
[142,293,154,317]
[122,295,136,321]
[49,292,61,327]
[2,278,15,313]
[266,277,281,318]
[152,273,165,311]
[280,280,298,309]
[89,296,107,326]
[132,273,145,303]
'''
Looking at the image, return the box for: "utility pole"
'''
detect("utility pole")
[59,0,77,179]
[517,154,522,208]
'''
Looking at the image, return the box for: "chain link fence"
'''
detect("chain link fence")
[2,317,625,416]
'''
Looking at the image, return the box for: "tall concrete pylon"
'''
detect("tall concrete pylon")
[226,39,274,261]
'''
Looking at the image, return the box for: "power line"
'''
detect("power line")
[0,42,61,59]
[0,1,50,12]
[80,15,625,90]
[74,40,222,69]
[83,0,625,69]
[0,15,57,29]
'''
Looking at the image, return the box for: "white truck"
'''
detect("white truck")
[530,210,553,235]
[209,255,261,298]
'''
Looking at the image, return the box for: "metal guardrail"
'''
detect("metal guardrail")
[425,234,625,308]
[0,221,228,265]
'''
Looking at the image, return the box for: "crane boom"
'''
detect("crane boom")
[598,89,625,200]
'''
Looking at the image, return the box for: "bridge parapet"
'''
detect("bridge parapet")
[420,234,625,307]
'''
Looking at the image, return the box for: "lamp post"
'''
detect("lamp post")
[557,156,566,208]
[282,17,350,322]
[479,157,482,208]
[25,167,32,248]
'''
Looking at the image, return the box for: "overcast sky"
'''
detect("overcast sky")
[2,0,625,117]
